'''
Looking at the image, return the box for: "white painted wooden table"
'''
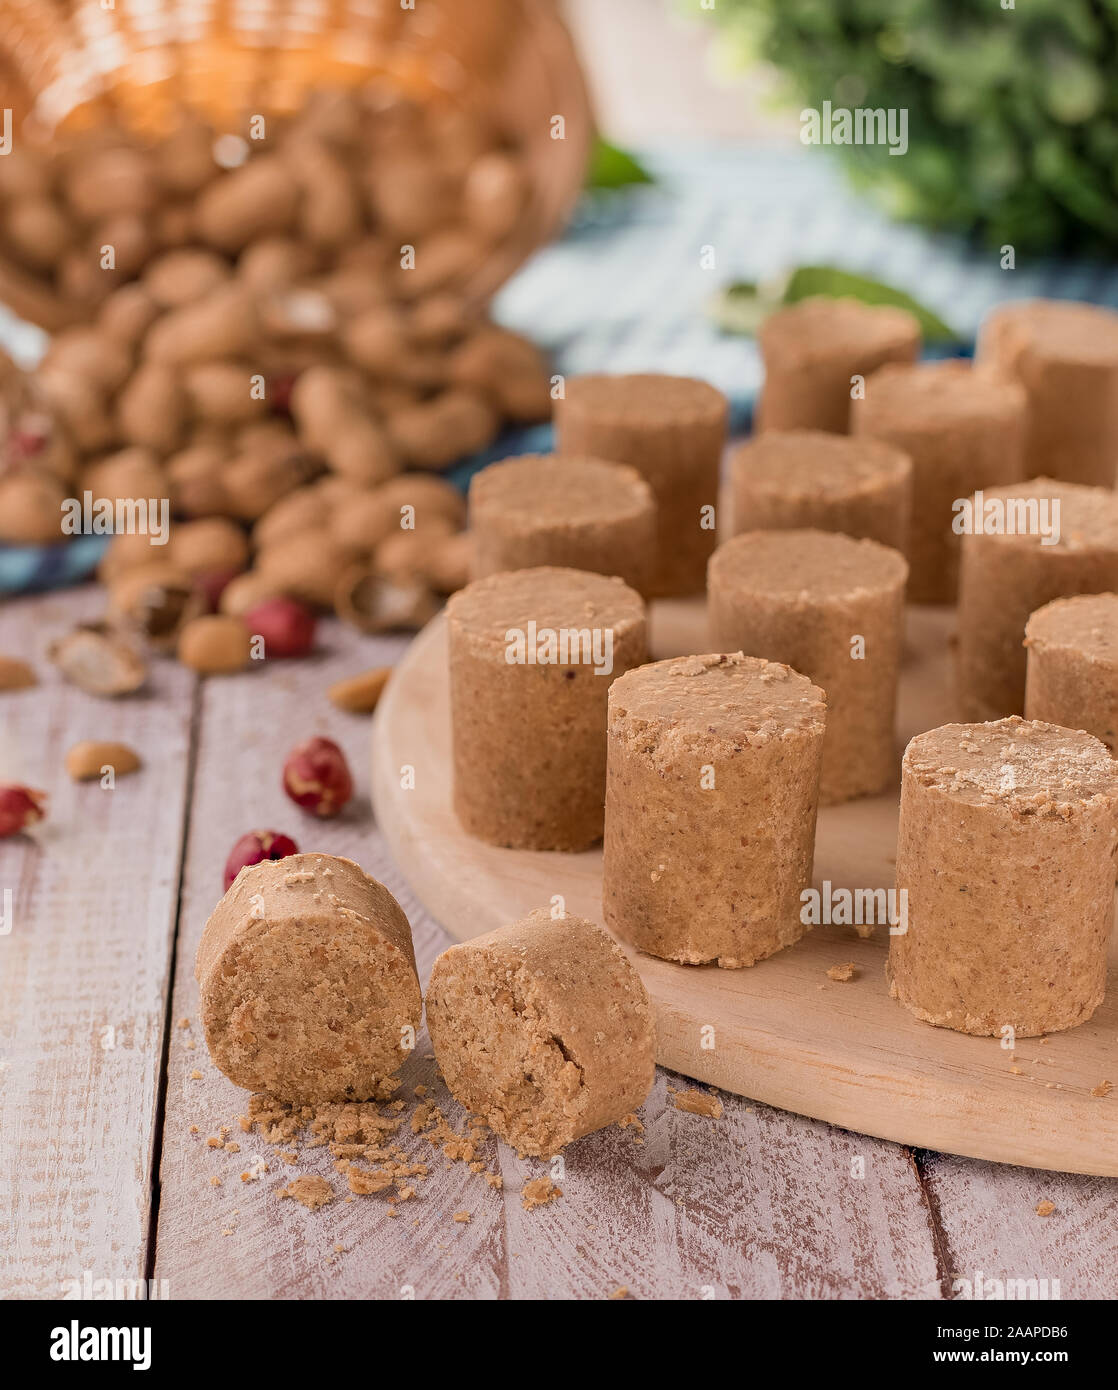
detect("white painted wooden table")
[2,586,1115,1300]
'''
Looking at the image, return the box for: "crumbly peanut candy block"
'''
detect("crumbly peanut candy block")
[956,478,1118,721]
[196,853,421,1102]
[603,652,826,968]
[756,295,920,435]
[468,453,656,594]
[709,529,907,804]
[851,359,1026,604]
[1025,593,1118,752]
[889,717,1118,1037]
[977,298,1118,489]
[555,373,727,597]
[730,428,912,554]
[425,909,656,1156]
[447,565,646,851]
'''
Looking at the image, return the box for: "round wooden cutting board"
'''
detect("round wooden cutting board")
[371,599,1118,1176]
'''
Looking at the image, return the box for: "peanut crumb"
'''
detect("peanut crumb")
[280,1176,335,1211]
[1035,1200,1055,1217]
[826,962,857,982]
[609,1286,628,1300]
[453,1210,471,1223]
[189,1070,202,1080]
[209,1177,221,1187]
[1092,1080,1113,1098]
[345,1165,395,1196]
[521,1177,561,1211]
[672,1089,724,1119]
[617,1113,644,1135]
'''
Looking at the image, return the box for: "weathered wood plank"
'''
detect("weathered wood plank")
[493,1072,942,1300]
[0,587,194,1298]
[151,620,515,1298]
[921,1150,1118,1300]
[654,1086,944,1299]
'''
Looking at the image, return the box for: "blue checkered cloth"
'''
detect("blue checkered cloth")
[5,143,1118,594]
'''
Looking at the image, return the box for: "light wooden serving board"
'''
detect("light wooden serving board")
[371,600,1118,1176]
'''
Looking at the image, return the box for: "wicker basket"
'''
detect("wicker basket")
[0,0,592,327]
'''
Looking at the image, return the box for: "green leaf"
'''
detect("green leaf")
[783,265,959,342]
[709,265,959,343]
[585,138,655,190]
[708,280,772,335]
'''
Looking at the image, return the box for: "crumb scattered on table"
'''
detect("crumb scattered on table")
[1035,1199,1055,1217]
[672,1089,724,1119]
[1092,1080,1113,1098]
[826,962,857,982]
[521,1177,561,1211]
[281,1175,336,1210]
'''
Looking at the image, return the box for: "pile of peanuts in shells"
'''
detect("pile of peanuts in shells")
[0,87,555,864]
[0,86,554,685]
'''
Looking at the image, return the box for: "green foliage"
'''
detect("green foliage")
[585,138,655,190]
[699,0,1118,253]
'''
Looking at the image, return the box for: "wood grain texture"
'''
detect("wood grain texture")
[495,1073,943,1299]
[921,1151,1118,1299]
[371,602,1118,1176]
[0,589,193,1298]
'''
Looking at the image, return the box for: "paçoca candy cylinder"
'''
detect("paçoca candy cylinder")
[1025,593,1118,752]
[756,295,920,435]
[889,718,1118,1037]
[603,652,826,968]
[426,909,656,1156]
[468,452,655,594]
[729,429,912,553]
[977,298,1118,489]
[709,528,907,803]
[956,478,1118,720]
[447,565,647,850]
[196,853,422,1102]
[555,373,727,597]
[851,359,1026,603]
